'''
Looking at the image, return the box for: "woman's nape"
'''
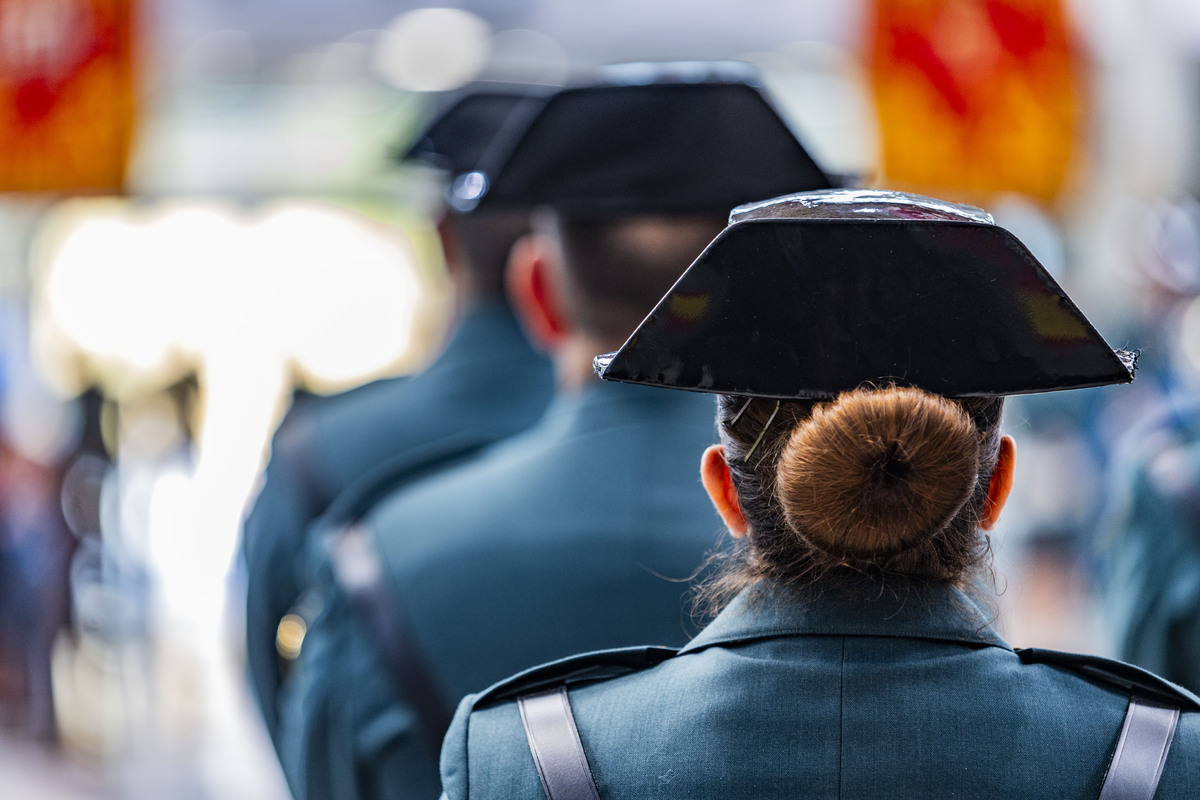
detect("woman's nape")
[700,386,1012,602]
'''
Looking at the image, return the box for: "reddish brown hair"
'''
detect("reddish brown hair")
[704,385,1004,604]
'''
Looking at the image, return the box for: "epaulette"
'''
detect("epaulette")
[474,645,680,706]
[1017,647,1200,711]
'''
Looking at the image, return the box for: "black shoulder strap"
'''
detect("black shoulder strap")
[330,524,454,753]
[1097,697,1180,800]
[483,645,678,705]
[518,687,601,800]
[316,432,496,752]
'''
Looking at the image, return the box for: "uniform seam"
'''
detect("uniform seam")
[838,635,845,800]
[462,705,471,800]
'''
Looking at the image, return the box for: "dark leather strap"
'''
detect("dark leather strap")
[331,525,454,753]
[1097,697,1180,800]
[518,687,601,800]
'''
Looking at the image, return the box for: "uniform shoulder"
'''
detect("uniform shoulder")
[441,646,681,799]
[284,377,409,434]
[363,419,567,536]
[471,645,680,708]
[1016,647,1200,711]
[316,428,497,531]
[317,375,412,412]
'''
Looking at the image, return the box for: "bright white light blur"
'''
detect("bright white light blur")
[34,197,428,637]
[145,465,205,615]
[45,215,175,373]
[245,201,422,384]
[142,204,246,359]
[38,199,422,387]
[189,354,287,600]
[373,8,491,91]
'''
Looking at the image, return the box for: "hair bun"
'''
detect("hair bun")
[776,387,980,558]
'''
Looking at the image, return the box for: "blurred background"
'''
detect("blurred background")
[1,0,1200,796]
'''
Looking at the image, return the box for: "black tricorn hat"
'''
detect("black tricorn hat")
[594,189,1137,399]
[397,83,554,175]
[447,61,834,215]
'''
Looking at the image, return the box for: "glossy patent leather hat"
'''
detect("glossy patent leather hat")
[447,61,834,215]
[595,190,1137,399]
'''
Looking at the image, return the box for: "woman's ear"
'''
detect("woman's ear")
[980,435,1015,531]
[700,445,749,538]
[506,233,569,351]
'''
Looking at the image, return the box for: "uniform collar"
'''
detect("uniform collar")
[544,375,716,428]
[680,578,1011,655]
[443,301,529,356]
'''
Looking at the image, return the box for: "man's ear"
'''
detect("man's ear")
[506,233,569,351]
[700,445,749,538]
[980,435,1015,531]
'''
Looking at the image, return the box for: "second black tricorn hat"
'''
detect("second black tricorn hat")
[398,83,553,175]
[447,61,833,214]
[594,189,1137,399]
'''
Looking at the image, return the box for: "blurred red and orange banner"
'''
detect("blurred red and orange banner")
[0,0,137,193]
[867,0,1083,205]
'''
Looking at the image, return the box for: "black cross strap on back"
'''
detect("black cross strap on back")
[330,525,454,754]
[515,687,1184,800]
[320,432,498,754]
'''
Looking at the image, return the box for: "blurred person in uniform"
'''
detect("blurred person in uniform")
[439,190,1200,800]
[241,89,556,746]
[1104,402,1200,694]
[275,62,834,800]
[1100,197,1200,694]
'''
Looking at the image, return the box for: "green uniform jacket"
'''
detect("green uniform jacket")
[1103,401,1200,693]
[242,303,552,743]
[443,581,1200,799]
[277,380,722,800]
